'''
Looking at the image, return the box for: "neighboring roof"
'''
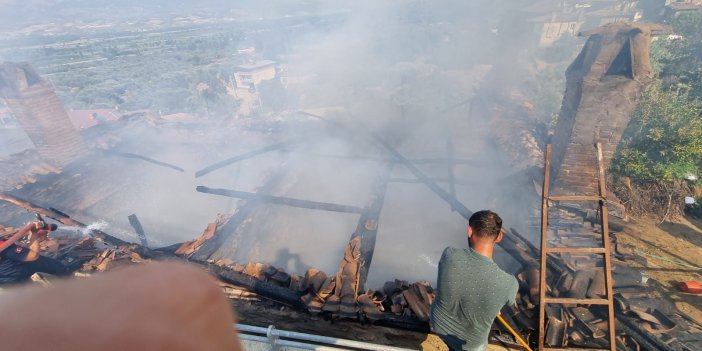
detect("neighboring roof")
[67,109,121,129]
[521,0,563,14]
[237,60,276,72]
[585,7,637,17]
[528,11,584,23]
[557,12,583,22]
[667,3,702,11]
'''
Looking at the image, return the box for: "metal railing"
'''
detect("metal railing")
[235,324,416,351]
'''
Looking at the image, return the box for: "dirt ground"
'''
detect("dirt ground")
[617,215,702,326]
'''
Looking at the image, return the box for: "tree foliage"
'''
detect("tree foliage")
[657,12,702,99]
[612,83,702,181]
[611,12,702,186]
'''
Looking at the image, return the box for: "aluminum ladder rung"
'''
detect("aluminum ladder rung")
[548,195,603,201]
[543,297,610,305]
[545,247,607,254]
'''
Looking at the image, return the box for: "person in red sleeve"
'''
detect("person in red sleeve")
[0,223,73,285]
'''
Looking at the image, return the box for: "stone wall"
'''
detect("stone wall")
[0,62,85,167]
[550,23,663,196]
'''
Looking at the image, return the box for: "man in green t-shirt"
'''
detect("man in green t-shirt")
[430,210,519,351]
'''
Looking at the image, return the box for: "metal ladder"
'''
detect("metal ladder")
[538,143,616,351]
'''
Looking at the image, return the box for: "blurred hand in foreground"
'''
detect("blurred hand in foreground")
[0,261,242,351]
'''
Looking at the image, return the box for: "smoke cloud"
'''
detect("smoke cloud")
[0,0,546,288]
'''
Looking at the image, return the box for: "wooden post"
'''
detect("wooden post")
[596,143,617,351]
[538,144,552,349]
[128,214,148,247]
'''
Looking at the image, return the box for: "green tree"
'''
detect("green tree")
[649,38,671,73]
[672,12,702,42]
[658,12,702,98]
[612,82,702,181]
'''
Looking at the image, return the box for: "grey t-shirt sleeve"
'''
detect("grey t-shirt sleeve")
[506,276,519,306]
[439,246,457,266]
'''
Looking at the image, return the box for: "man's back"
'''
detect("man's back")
[430,247,518,351]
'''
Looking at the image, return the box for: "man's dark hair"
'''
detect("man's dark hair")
[468,210,503,240]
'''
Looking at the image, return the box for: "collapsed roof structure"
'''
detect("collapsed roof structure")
[0,21,700,351]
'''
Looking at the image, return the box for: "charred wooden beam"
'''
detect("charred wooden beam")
[352,163,393,291]
[103,150,184,172]
[372,315,430,333]
[297,111,473,221]
[296,111,568,278]
[196,186,365,214]
[191,172,286,261]
[128,214,148,247]
[284,151,478,166]
[373,136,473,220]
[195,142,290,178]
[387,178,480,185]
[190,258,434,333]
[500,232,540,268]
[438,98,472,114]
[410,158,480,166]
[198,261,306,309]
[509,228,540,257]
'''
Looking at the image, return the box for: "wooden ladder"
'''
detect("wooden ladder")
[538,143,616,351]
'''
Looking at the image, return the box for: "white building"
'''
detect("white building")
[232,60,277,116]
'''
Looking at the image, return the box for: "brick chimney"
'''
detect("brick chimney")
[0,62,85,167]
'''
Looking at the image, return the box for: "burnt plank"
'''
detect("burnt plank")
[196,186,364,214]
[128,214,148,247]
[103,150,184,172]
[195,142,290,178]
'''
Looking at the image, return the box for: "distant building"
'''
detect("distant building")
[582,0,643,28]
[237,46,256,54]
[232,60,277,116]
[665,0,702,4]
[67,109,121,129]
[233,60,277,90]
[663,1,702,19]
[535,12,585,47]
[0,62,85,166]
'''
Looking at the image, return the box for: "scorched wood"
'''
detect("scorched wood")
[103,150,184,172]
[196,186,365,214]
[128,214,148,247]
[195,142,291,178]
[198,261,305,309]
[297,110,473,221]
